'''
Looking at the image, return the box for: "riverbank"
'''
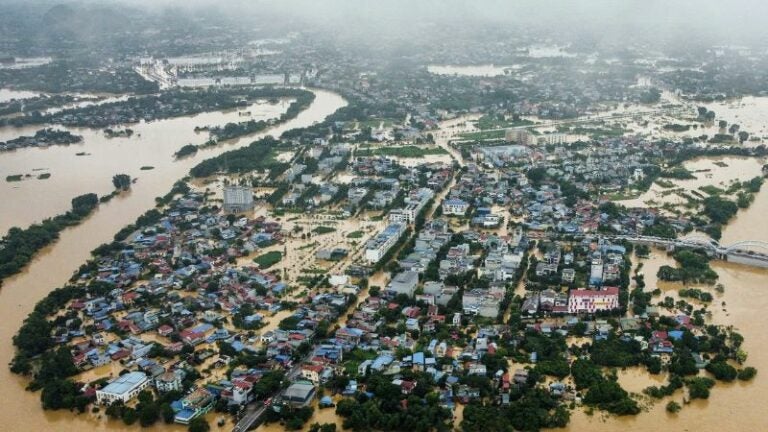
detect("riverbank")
[0,88,346,432]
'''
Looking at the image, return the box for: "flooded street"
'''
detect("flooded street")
[0,88,346,432]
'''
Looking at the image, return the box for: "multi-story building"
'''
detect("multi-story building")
[155,371,183,393]
[389,188,434,224]
[567,287,620,314]
[223,186,254,213]
[365,223,406,263]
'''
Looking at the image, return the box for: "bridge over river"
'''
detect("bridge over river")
[605,233,768,268]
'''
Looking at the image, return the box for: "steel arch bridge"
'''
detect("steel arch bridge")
[721,240,768,255]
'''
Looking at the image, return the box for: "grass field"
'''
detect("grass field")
[253,251,282,269]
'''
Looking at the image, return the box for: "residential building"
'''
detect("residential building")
[96,371,150,405]
[365,223,406,263]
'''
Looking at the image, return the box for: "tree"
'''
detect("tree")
[138,402,160,426]
[666,401,681,413]
[188,417,210,432]
[738,131,750,143]
[738,367,757,381]
[706,361,737,381]
[112,174,132,190]
[161,403,175,423]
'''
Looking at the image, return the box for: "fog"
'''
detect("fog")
[1,0,767,57]
[108,0,768,45]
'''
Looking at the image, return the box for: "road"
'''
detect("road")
[232,358,305,432]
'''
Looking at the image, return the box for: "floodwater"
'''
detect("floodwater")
[619,156,765,209]
[0,88,346,432]
[0,94,340,234]
[0,88,43,102]
[563,184,768,432]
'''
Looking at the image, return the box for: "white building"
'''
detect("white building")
[567,287,620,314]
[365,223,406,263]
[96,371,150,404]
[155,371,183,393]
[442,198,470,216]
[389,188,434,224]
[223,186,254,213]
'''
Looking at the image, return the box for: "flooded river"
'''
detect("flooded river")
[0,97,316,233]
[0,88,345,432]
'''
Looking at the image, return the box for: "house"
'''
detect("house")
[96,371,150,405]
[300,364,325,384]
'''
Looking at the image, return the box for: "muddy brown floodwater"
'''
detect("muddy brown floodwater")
[0,89,345,432]
[565,184,768,432]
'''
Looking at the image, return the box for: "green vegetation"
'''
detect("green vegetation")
[459,130,506,140]
[312,226,337,235]
[738,367,757,381]
[356,145,447,158]
[0,193,99,284]
[660,166,696,180]
[702,195,738,224]
[0,61,158,95]
[112,174,132,190]
[264,406,314,430]
[678,288,714,302]
[666,401,682,413]
[190,136,288,178]
[175,144,198,158]
[663,124,691,132]
[657,249,718,284]
[705,361,737,381]
[461,390,570,432]
[0,128,83,151]
[346,231,364,239]
[253,251,282,269]
[686,377,715,400]
[335,374,453,432]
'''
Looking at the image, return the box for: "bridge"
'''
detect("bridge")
[604,233,768,268]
